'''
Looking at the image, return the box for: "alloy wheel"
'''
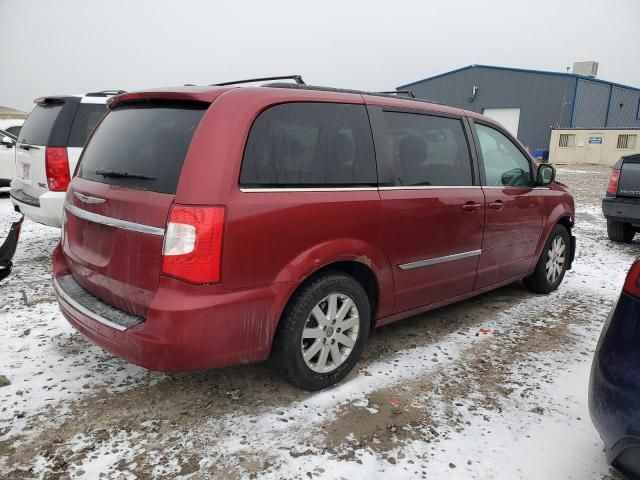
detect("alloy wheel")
[301,293,360,374]
[545,235,566,284]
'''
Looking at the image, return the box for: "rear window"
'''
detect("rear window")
[77,102,206,194]
[18,104,63,146]
[68,103,108,147]
[240,102,376,187]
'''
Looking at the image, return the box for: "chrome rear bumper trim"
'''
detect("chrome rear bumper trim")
[53,276,129,331]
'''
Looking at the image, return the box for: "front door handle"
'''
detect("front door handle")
[462,201,482,212]
[488,200,505,210]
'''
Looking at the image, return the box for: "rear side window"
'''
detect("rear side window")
[68,104,108,147]
[381,111,473,186]
[18,104,63,146]
[240,103,376,187]
[77,102,206,194]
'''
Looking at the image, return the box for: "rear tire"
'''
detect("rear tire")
[607,221,635,243]
[271,272,370,390]
[523,224,570,294]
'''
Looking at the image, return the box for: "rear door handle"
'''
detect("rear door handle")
[488,200,505,210]
[462,201,482,212]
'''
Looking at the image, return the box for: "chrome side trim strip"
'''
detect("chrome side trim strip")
[398,249,482,270]
[53,277,127,331]
[64,203,165,236]
[378,185,482,190]
[240,187,378,192]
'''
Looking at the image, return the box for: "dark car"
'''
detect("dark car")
[590,258,640,479]
[52,78,575,390]
[603,154,640,243]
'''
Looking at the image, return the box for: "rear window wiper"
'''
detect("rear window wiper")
[94,169,156,180]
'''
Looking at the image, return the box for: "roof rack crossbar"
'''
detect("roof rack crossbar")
[378,90,416,98]
[211,75,305,87]
[85,90,127,97]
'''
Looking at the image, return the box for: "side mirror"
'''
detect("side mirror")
[1,136,14,148]
[536,164,555,186]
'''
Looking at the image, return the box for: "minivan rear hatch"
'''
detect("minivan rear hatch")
[618,154,640,199]
[62,100,208,317]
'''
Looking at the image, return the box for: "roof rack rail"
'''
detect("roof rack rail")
[378,90,415,98]
[85,90,126,97]
[211,75,305,87]
[263,83,444,105]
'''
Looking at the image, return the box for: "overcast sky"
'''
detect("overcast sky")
[1,0,639,112]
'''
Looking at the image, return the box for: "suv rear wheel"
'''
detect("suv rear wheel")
[271,272,370,390]
[524,224,570,294]
[607,221,635,243]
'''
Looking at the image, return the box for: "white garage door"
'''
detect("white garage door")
[482,108,521,137]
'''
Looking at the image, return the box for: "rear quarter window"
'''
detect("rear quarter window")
[240,102,377,187]
[76,102,206,194]
[68,103,108,147]
[18,104,63,146]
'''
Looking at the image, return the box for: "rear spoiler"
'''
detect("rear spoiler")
[107,88,231,109]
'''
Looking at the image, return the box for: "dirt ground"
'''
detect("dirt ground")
[0,165,637,479]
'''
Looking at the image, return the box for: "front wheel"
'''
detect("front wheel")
[523,224,570,294]
[271,272,371,390]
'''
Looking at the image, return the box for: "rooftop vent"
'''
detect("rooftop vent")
[572,61,598,78]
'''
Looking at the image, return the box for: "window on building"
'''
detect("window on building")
[559,134,576,148]
[617,134,637,150]
[240,103,376,187]
[380,111,473,186]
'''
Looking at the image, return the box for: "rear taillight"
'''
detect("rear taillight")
[623,259,640,298]
[607,168,620,195]
[161,205,225,284]
[45,147,70,191]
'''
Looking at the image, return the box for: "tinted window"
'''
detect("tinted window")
[68,104,108,147]
[77,103,206,194]
[5,126,21,137]
[475,124,531,187]
[240,103,376,187]
[18,104,63,146]
[381,111,472,186]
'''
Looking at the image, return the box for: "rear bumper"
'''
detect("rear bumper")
[603,196,640,225]
[10,183,64,228]
[52,245,292,371]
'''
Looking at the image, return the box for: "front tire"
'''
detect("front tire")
[607,220,635,243]
[271,272,371,390]
[523,224,570,294]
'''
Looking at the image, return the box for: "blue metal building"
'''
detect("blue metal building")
[397,65,640,151]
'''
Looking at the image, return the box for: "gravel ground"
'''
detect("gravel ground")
[0,165,637,479]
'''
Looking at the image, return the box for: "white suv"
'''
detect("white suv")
[0,128,18,188]
[10,91,123,227]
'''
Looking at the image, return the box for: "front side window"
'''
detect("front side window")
[381,111,473,186]
[475,123,532,187]
[240,103,376,187]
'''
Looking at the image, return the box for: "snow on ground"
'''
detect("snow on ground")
[0,165,636,479]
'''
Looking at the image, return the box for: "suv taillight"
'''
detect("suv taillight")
[45,147,70,191]
[161,205,226,284]
[623,259,640,298]
[607,168,620,195]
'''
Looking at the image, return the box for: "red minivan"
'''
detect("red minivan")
[52,79,575,390]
